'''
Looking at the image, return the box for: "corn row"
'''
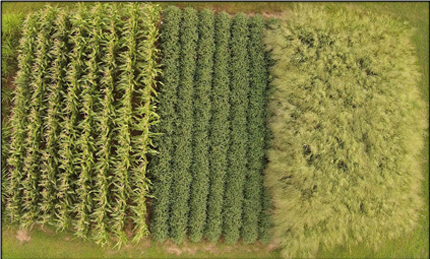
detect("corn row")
[92,3,119,246]
[130,3,162,243]
[112,3,140,247]
[170,7,199,244]
[205,11,231,243]
[20,7,56,228]
[149,6,181,242]
[223,13,250,244]
[75,3,103,239]
[58,4,88,232]
[1,120,11,215]
[189,9,215,243]
[39,10,69,226]
[6,13,38,224]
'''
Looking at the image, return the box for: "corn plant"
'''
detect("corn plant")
[75,3,105,239]
[223,13,249,244]
[170,7,199,244]
[149,6,181,242]
[6,12,37,225]
[111,3,140,248]
[58,4,88,232]
[39,9,69,227]
[1,120,11,216]
[189,9,215,243]
[130,3,162,244]
[92,3,119,247]
[205,11,231,243]
[20,7,56,229]
[5,2,162,246]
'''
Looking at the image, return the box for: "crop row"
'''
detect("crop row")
[150,7,271,244]
[4,3,161,247]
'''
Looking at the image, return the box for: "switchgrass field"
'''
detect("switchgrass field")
[1,2,428,259]
[265,4,426,258]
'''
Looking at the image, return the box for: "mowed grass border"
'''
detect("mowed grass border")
[1,2,428,259]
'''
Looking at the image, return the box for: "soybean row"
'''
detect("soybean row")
[150,9,271,244]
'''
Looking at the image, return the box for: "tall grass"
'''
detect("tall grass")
[264,4,427,258]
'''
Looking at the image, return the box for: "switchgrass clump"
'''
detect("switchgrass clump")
[264,5,427,258]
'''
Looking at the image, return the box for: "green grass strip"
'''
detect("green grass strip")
[189,9,215,243]
[223,12,249,245]
[170,7,198,244]
[205,11,231,243]
[149,6,181,242]
[6,12,38,224]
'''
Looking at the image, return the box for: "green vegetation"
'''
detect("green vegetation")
[57,4,86,233]
[111,3,139,246]
[1,226,281,259]
[189,9,215,243]
[92,3,119,246]
[5,12,38,224]
[264,4,427,258]
[1,2,428,259]
[39,9,68,226]
[223,13,250,244]
[241,14,267,244]
[205,11,231,243]
[149,6,181,242]
[3,3,161,248]
[1,13,24,79]
[74,4,96,239]
[150,9,269,245]
[131,3,162,244]
[21,7,56,227]
[170,7,198,244]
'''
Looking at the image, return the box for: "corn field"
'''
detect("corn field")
[4,3,161,247]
